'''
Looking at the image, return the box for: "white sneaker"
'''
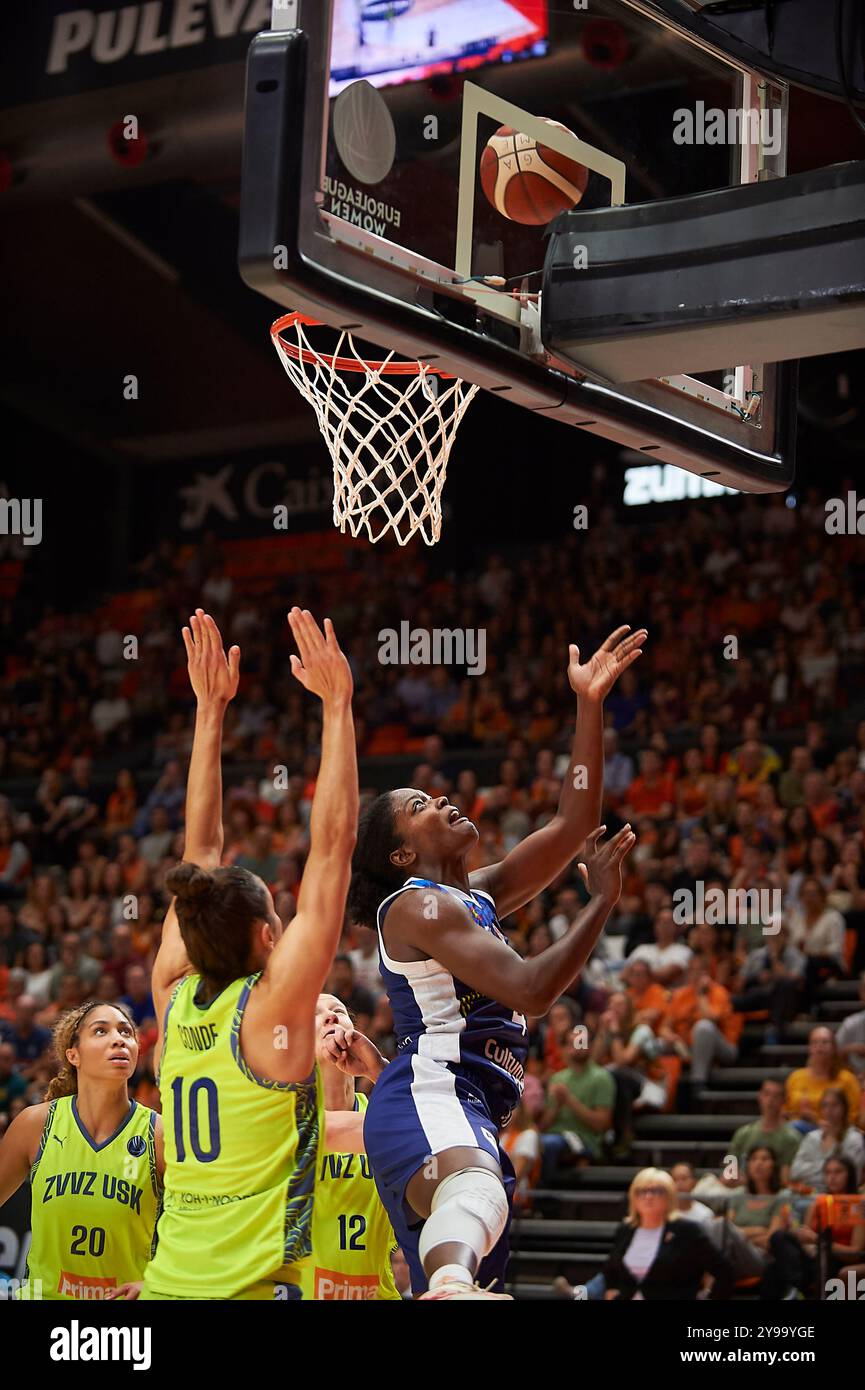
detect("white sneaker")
[420,1279,512,1301]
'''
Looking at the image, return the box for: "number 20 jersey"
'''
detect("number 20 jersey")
[23,1095,160,1299]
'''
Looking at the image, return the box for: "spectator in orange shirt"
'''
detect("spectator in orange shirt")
[473,689,515,744]
[661,955,742,1091]
[685,921,738,989]
[700,724,728,776]
[453,769,485,824]
[500,1101,542,1211]
[0,968,26,1025]
[115,832,148,893]
[623,958,668,1029]
[802,771,838,833]
[676,748,713,822]
[529,748,556,803]
[623,749,676,821]
[726,802,775,873]
[526,696,557,746]
[223,804,256,864]
[440,678,473,738]
[104,768,137,835]
[466,815,505,873]
[128,892,160,958]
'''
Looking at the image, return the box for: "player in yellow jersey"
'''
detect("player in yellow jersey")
[296,994,399,1301]
[0,1000,162,1300]
[141,606,358,1300]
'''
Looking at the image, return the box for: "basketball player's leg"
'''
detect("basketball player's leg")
[363,1056,512,1296]
[406,1144,511,1294]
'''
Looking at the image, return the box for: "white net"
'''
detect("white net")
[271,316,479,546]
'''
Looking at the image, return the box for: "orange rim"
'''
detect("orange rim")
[271,312,458,378]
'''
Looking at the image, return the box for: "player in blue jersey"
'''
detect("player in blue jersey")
[348,626,645,1298]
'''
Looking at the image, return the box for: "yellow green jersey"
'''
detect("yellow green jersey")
[143,972,321,1300]
[299,1092,400,1301]
[21,1095,160,1300]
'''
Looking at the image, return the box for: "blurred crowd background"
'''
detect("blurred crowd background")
[2,480,865,1297]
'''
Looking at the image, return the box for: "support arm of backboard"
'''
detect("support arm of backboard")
[454,83,628,323]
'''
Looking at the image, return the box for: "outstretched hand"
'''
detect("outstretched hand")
[567,626,647,703]
[182,609,240,707]
[577,824,636,905]
[288,608,353,704]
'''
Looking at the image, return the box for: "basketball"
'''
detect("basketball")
[479,120,589,226]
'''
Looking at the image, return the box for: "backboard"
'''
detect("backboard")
[240,0,797,491]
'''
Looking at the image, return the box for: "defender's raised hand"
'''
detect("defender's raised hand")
[577,824,636,904]
[567,626,647,703]
[181,609,240,707]
[288,608,353,704]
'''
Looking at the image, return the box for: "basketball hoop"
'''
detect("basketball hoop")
[270,313,479,546]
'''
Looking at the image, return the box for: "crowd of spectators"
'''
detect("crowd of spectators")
[3,484,865,1297]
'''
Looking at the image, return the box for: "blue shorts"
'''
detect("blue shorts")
[364,1051,515,1296]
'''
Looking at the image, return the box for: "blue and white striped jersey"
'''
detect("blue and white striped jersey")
[375,876,528,1121]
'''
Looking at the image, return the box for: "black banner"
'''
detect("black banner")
[1,0,272,108]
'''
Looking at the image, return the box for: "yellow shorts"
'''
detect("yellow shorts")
[140,1278,284,1301]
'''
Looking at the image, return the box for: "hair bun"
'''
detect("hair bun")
[166,862,214,915]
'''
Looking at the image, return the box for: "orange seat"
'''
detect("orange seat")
[658,1054,681,1113]
[364,723,409,756]
[844,928,856,975]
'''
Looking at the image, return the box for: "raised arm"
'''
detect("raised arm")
[401,824,635,1016]
[151,611,240,1027]
[470,627,646,917]
[249,611,358,1080]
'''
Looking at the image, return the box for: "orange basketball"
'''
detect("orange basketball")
[479,120,589,226]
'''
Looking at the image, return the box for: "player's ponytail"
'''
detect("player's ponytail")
[347,793,406,930]
[44,1000,137,1101]
[166,861,271,988]
[166,861,216,917]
